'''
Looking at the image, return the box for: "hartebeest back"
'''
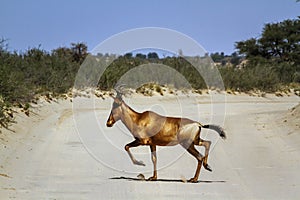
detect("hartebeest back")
[106,90,226,183]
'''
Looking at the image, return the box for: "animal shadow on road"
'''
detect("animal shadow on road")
[110,176,226,184]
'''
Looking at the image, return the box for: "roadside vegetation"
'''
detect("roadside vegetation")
[0,17,299,130]
[213,17,300,92]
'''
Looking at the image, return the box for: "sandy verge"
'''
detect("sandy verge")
[0,92,299,199]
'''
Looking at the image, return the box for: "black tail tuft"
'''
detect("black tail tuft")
[202,124,226,139]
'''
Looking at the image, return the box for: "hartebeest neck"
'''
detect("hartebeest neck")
[120,101,140,134]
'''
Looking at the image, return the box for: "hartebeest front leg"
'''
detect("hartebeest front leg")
[125,139,145,166]
[147,145,157,181]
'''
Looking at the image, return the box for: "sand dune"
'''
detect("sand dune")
[0,93,299,199]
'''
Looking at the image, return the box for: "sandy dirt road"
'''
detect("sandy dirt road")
[0,93,299,199]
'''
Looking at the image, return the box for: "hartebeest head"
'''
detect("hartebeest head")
[106,87,124,127]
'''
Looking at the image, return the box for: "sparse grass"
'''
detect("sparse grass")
[136,83,165,96]
[155,84,164,96]
[0,98,14,132]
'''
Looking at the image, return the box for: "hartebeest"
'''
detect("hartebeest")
[106,89,226,183]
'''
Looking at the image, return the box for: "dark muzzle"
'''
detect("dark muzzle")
[106,113,115,127]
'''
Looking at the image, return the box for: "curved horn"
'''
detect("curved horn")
[114,84,126,99]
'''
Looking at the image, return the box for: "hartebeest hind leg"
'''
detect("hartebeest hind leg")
[197,139,212,172]
[185,144,204,183]
[125,139,145,166]
[148,145,157,181]
[193,131,213,172]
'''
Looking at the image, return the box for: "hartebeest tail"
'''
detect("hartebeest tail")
[201,124,226,139]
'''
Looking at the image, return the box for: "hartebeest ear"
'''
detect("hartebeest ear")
[109,92,122,103]
[109,92,116,99]
[108,92,122,100]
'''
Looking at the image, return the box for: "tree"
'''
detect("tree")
[210,52,225,62]
[124,52,133,58]
[235,18,300,63]
[259,19,300,62]
[52,47,73,58]
[235,38,260,58]
[147,52,159,59]
[230,52,241,66]
[135,53,146,59]
[71,42,88,63]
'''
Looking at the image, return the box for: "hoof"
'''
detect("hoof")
[147,176,157,181]
[204,163,212,172]
[133,160,145,166]
[188,178,198,183]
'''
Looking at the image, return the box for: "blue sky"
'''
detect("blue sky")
[1,0,299,55]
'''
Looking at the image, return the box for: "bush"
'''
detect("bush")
[219,64,281,92]
[0,41,85,130]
